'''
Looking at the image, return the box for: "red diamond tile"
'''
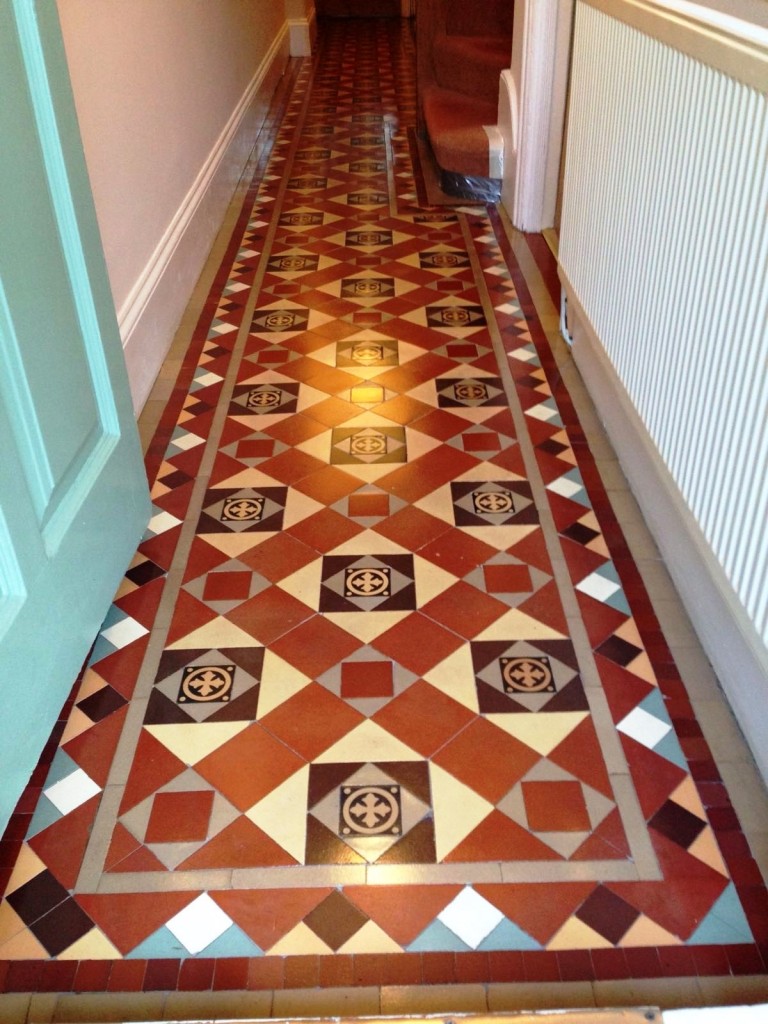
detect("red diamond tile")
[239,532,318,582]
[145,791,214,843]
[261,683,365,760]
[341,661,394,699]
[195,724,305,811]
[286,507,363,553]
[372,680,474,756]
[373,505,449,551]
[227,586,314,644]
[421,581,509,639]
[371,612,464,676]
[523,780,591,831]
[271,615,361,677]
[432,718,540,803]
[292,465,362,505]
[257,448,327,485]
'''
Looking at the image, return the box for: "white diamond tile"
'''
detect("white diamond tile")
[547,476,583,499]
[576,570,621,603]
[173,432,205,451]
[165,893,233,955]
[44,768,101,816]
[508,347,537,362]
[100,615,148,649]
[437,886,504,949]
[617,706,672,749]
[147,510,182,536]
[526,402,559,422]
[194,372,223,387]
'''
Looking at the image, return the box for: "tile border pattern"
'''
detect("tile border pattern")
[1,18,766,996]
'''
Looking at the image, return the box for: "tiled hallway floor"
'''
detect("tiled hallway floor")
[2,16,768,1021]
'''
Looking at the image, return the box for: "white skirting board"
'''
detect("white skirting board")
[121,25,291,414]
[563,279,768,787]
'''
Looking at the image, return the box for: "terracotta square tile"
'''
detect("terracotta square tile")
[203,571,253,602]
[196,723,305,811]
[462,431,501,452]
[348,492,390,518]
[376,394,435,425]
[372,679,475,756]
[421,581,509,639]
[292,465,362,505]
[341,661,394,698]
[271,615,361,678]
[483,563,533,594]
[378,447,477,503]
[306,396,358,427]
[262,682,364,760]
[522,780,591,832]
[258,448,327,485]
[372,612,464,676]
[419,529,497,577]
[288,507,364,553]
[265,413,328,447]
[236,438,276,460]
[374,505,449,551]
[240,532,318,582]
[144,790,214,843]
[228,585,314,644]
[411,408,468,441]
[433,718,540,802]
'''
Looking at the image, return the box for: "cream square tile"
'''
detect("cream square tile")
[277,557,323,602]
[297,383,341,414]
[3,844,46,896]
[323,609,410,643]
[413,483,455,524]
[404,427,441,460]
[422,643,479,711]
[283,487,325,528]
[474,607,567,641]
[145,721,250,765]
[461,524,539,552]
[315,720,421,763]
[328,528,410,556]
[430,763,493,862]
[413,553,460,605]
[257,649,312,717]
[294,428,333,461]
[246,764,309,863]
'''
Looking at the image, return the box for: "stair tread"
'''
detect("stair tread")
[422,85,494,178]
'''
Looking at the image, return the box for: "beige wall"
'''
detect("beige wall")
[57,0,291,410]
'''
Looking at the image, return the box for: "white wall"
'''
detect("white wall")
[56,0,292,411]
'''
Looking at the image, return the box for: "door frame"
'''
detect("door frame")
[500,0,575,232]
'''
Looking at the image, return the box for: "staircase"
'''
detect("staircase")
[417,0,514,197]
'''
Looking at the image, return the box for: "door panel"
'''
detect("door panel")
[0,0,151,831]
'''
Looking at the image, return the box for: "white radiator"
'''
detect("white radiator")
[558,1,768,769]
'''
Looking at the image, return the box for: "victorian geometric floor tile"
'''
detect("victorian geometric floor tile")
[2,13,767,1010]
